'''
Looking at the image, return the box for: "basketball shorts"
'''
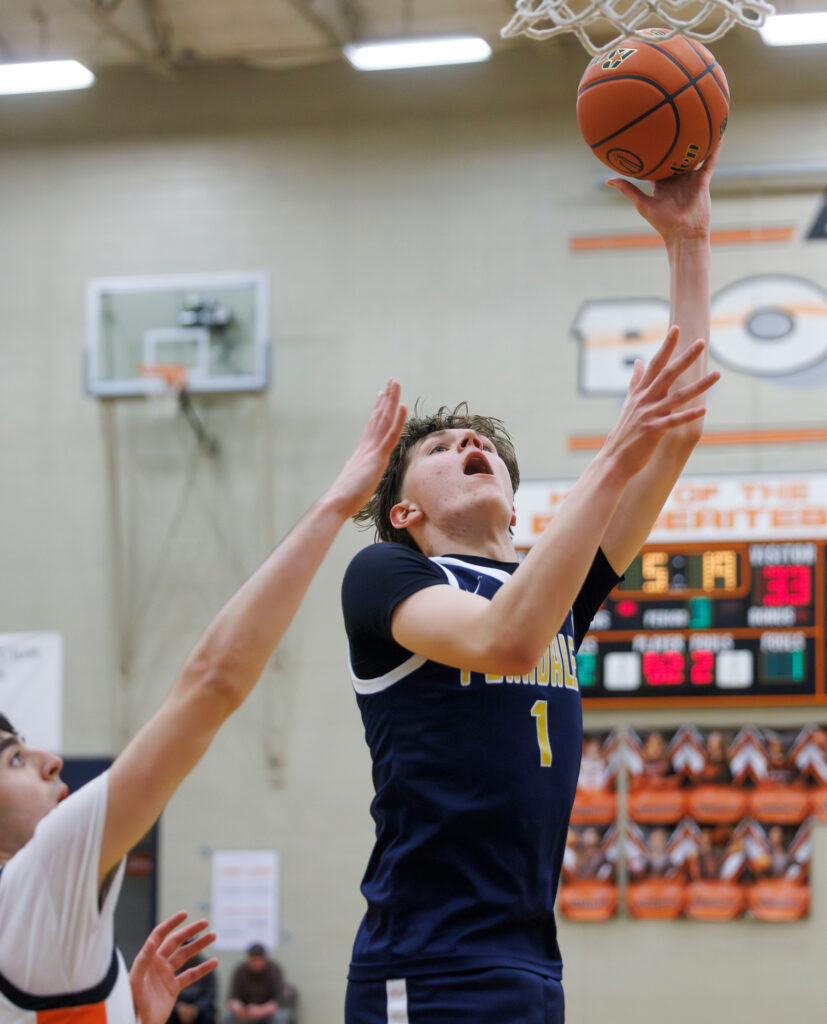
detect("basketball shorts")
[345,966,565,1024]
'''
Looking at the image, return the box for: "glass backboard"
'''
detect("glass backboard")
[85,271,270,397]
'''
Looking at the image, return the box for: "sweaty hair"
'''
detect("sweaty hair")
[353,401,520,550]
[0,714,17,735]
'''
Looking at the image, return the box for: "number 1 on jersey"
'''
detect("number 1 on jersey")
[531,700,552,767]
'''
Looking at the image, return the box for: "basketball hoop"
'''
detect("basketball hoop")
[138,363,220,456]
[501,0,775,55]
[138,363,189,395]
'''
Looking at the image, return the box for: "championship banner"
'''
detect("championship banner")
[0,632,63,751]
[515,472,827,547]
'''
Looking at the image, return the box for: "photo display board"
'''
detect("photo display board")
[558,727,824,922]
[515,473,827,708]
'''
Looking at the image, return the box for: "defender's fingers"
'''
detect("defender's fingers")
[176,958,218,990]
[143,911,189,953]
[157,918,210,959]
[168,931,216,972]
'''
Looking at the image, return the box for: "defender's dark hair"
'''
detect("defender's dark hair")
[352,401,520,550]
[0,714,17,735]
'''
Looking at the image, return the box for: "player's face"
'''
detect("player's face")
[0,731,67,858]
[397,428,516,533]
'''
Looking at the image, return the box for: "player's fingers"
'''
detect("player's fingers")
[144,911,189,953]
[606,177,649,207]
[651,372,719,418]
[626,359,644,393]
[650,337,707,391]
[176,958,219,991]
[383,403,407,449]
[372,378,401,432]
[157,918,210,960]
[660,404,708,429]
[662,370,720,410]
[700,136,723,176]
[168,931,216,973]
[639,326,681,388]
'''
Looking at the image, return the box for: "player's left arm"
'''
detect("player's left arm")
[598,141,721,574]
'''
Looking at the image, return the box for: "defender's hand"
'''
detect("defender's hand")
[328,378,407,519]
[129,912,217,1024]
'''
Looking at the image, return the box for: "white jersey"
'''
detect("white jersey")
[0,772,135,1023]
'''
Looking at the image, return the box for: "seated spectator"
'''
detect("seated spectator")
[167,950,216,1024]
[225,944,295,1024]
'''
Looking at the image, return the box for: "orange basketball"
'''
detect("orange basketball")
[576,29,729,181]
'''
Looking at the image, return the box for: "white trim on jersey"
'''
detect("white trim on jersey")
[431,556,513,586]
[349,556,513,695]
[385,978,409,1024]
[349,650,428,694]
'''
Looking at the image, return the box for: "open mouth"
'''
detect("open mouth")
[463,452,493,476]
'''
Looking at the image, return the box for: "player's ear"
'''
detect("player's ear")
[510,504,517,528]
[390,501,422,531]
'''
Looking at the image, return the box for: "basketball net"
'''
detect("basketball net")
[501,0,775,54]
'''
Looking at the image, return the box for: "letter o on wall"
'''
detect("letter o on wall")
[710,275,827,377]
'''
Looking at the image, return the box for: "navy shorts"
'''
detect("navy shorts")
[345,967,564,1024]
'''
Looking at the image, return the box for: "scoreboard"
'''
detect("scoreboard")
[577,540,824,706]
[514,473,827,708]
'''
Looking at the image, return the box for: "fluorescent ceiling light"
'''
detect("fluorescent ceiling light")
[343,36,492,71]
[759,11,827,45]
[0,60,95,96]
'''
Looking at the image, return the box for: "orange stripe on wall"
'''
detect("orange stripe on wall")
[38,1003,108,1023]
[568,427,827,451]
[569,226,796,252]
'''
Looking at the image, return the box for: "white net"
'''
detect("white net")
[501,0,775,54]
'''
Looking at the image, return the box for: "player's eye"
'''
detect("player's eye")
[428,444,447,454]
[9,750,24,766]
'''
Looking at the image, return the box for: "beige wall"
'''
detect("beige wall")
[1,34,826,1023]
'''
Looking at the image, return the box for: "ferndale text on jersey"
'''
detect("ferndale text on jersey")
[460,633,580,690]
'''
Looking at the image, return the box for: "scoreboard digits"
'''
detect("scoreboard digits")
[579,541,824,706]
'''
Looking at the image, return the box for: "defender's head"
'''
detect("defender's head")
[0,714,66,862]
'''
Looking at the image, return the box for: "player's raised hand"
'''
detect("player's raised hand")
[601,326,719,480]
[328,378,407,518]
[606,136,722,245]
[129,911,217,1024]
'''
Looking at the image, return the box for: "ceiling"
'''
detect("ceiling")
[0,0,807,76]
[0,0,527,74]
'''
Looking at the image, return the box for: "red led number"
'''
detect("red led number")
[690,649,714,685]
[762,565,812,607]
[642,650,685,686]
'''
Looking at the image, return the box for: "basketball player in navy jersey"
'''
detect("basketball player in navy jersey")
[342,150,722,1023]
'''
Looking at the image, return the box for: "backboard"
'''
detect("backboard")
[85,271,270,397]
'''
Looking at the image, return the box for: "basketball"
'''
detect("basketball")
[576,29,730,181]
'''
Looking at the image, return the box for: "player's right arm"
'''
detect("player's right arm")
[98,381,406,887]
[390,334,717,676]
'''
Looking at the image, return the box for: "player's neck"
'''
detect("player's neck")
[417,522,517,562]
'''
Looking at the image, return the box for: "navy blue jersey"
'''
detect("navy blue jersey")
[342,542,620,982]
